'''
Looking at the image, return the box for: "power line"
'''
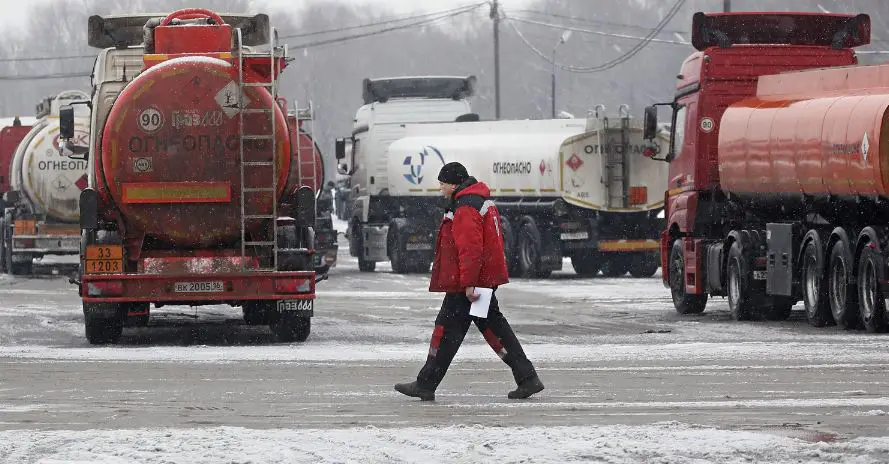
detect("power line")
[513,9,686,36]
[506,0,686,73]
[0,71,90,81]
[279,2,485,40]
[509,16,688,46]
[286,4,484,49]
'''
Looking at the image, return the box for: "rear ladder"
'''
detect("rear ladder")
[235,28,286,271]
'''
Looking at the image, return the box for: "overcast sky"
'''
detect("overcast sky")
[0,0,537,26]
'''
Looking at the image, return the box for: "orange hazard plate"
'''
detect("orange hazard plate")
[85,245,124,274]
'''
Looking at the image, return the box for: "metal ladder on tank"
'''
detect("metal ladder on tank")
[235,28,286,271]
[294,99,319,206]
[602,105,631,209]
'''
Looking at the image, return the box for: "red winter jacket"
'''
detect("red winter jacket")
[429,178,509,293]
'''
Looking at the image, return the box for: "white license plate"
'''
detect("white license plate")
[753,271,767,280]
[174,281,225,293]
[560,231,590,241]
[277,299,313,313]
[405,243,432,250]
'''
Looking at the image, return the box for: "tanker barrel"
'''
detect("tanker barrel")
[80,189,99,230]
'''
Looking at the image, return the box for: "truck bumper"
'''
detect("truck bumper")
[80,271,316,305]
[12,234,80,255]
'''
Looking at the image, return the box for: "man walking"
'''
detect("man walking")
[394,162,544,401]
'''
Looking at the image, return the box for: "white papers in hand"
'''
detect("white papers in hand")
[469,287,494,318]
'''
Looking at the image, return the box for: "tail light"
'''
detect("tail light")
[629,186,648,206]
[87,281,124,297]
[275,278,312,294]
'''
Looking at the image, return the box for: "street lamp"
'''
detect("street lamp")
[551,29,572,119]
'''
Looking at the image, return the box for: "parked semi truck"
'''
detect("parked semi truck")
[644,11,889,331]
[336,76,669,277]
[1,92,90,275]
[62,9,318,344]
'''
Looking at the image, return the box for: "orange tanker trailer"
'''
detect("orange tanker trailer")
[61,9,319,344]
[644,11,889,333]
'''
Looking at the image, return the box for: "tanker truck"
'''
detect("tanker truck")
[60,9,318,344]
[336,76,669,277]
[642,11,889,331]
[0,92,90,275]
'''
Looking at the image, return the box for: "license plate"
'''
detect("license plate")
[277,299,313,314]
[174,281,225,293]
[405,243,432,250]
[753,270,767,280]
[560,231,590,241]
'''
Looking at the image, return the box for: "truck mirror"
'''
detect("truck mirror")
[80,188,98,230]
[59,105,76,140]
[335,138,346,160]
[337,163,349,175]
[643,106,658,140]
[4,190,20,205]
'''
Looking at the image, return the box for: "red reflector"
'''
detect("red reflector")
[87,281,124,297]
[275,278,312,294]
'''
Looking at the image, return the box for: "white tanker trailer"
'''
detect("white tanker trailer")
[336,76,670,277]
[0,90,91,275]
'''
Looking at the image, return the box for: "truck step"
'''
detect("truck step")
[242,187,276,193]
[244,215,276,219]
[242,135,275,140]
[244,241,277,246]
[241,82,274,88]
[242,161,274,166]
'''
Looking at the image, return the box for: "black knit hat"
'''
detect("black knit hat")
[437,162,469,185]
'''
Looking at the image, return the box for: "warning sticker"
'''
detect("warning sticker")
[215,81,250,118]
[138,107,164,133]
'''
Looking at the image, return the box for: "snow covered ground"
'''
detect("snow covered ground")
[3,422,889,464]
[3,242,889,462]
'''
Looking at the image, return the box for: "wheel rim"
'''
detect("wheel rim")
[830,258,847,312]
[670,247,684,300]
[728,259,740,308]
[861,257,876,322]
[804,252,819,314]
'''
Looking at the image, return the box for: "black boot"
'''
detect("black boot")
[508,376,544,399]
[394,381,435,401]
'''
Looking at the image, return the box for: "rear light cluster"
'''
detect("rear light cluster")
[87,281,124,297]
[629,186,648,206]
[274,278,312,294]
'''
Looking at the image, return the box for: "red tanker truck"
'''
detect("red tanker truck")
[643,11,889,332]
[60,9,319,344]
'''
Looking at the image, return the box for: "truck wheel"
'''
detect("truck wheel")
[727,240,756,321]
[571,252,600,277]
[801,240,833,327]
[242,301,272,325]
[629,253,659,278]
[271,312,311,342]
[669,239,707,314]
[500,217,519,276]
[0,218,6,273]
[354,224,376,272]
[388,224,409,274]
[828,239,859,330]
[83,303,124,345]
[517,219,543,278]
[858,248,889,333]
[601,256,630,277]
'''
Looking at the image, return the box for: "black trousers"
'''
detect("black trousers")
[416,291,537,389]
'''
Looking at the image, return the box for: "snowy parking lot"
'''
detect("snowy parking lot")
[1,239,889,463]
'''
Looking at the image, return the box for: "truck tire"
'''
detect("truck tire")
[271,312,311,342]
[828,239,859,330]
[858,247,889,333]
[0,218,6,273]
[601,256,630,277]
[629,253,659,278]
[242,301,272,325]
[801,240,833,327]
[727,240,756,321]
[517,218,545,278]
[571,251,600,277]
[83,302,124,345]
[353,224,375,272]
[388,223,409,274]
[669,239,707,315]
[500,217,519,276]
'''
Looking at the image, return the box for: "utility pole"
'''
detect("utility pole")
[491,0,501,119]
[723,0,731,12]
